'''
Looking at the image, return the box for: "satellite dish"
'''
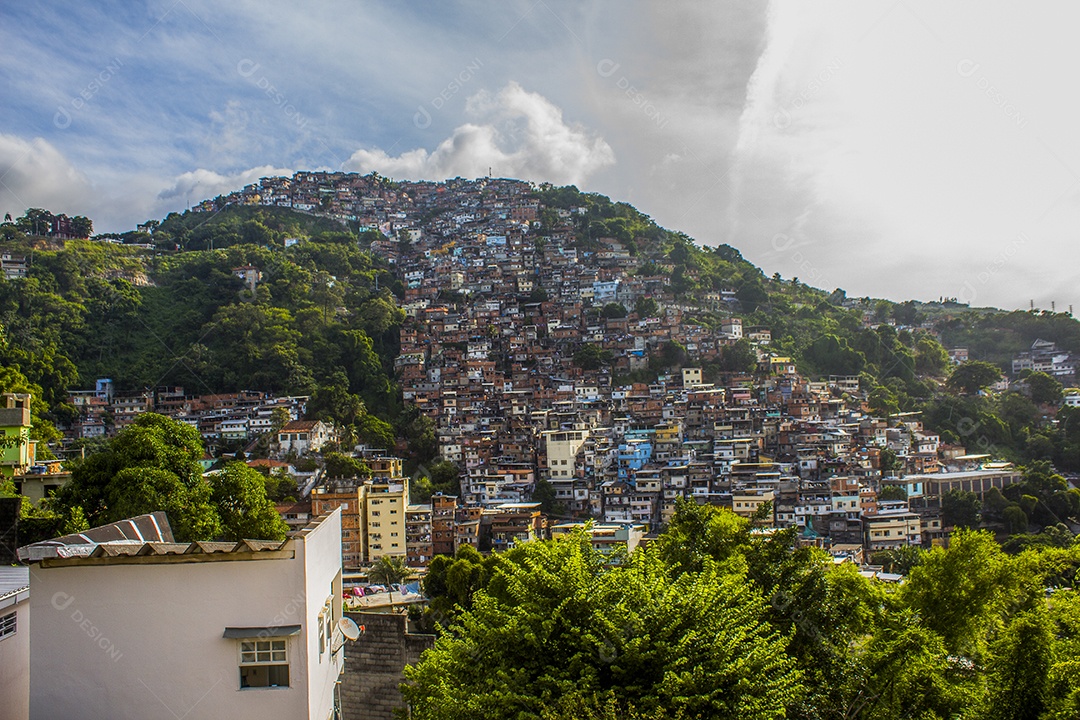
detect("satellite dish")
[338,617,362,641]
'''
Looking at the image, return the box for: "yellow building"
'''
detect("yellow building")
[542,429,588,480]
[361,476,409,563]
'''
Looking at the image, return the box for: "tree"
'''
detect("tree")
[323,451,370,479]
[574,343,611,371]
[915,336,949,376]
[719,339,757,374]
[600,302,627,319]
[633,296,658,318]
[70,215,93,238]
[368,555,410,586]
[1027,371,1064,406]
[942,488,981,529]
[659,340,687,369]
[986,610,1053,720]
[901,529,1023,655]
[948,361,1003,395]
[878,485,907,501]
[104,466,221,542]
[55,413,218,540]
[208,462,288,541]
[879,448,900,476]
[1003,505,1029,535]
[402,533,802,719]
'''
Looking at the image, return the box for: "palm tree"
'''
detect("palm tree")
[368,555,409,585]
[368,555,410,610]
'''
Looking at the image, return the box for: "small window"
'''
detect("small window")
[239,639,289,688]
[0,611,15,640]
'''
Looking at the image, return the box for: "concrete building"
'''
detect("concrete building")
[312,480,365,568]
[0,566,30,720]
[363,477,409,563]
[405,505,433,567]
[19,510,345,720]
[0,393,33,477]
[276,420,334,456]
[549,522,645,555]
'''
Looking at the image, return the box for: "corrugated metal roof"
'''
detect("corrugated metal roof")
[0,566,29,601]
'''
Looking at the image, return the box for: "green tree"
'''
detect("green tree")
[633,296,658,318]
[915,336,950,376]
[403,533,802,719]
[948,360,1003,395]
[208,462,288,541]
[1027,371,1064,405]
[879,448,900,476]
[323,451,370,479]
[719,339,757,374]
[368,554,410,585]
[574,343,611,371]
[56,413,219,541]
[942,488,982,529]
[986,610,1052,720]
[104,466,220,542]
[600,302,627,319]
[901,529,1025,655]
[70,215,93,238]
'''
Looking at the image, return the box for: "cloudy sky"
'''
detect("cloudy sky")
[1,1,1077,311]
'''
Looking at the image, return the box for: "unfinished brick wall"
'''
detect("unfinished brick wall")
[339,611,434,720]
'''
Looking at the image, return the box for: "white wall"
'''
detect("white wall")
[302,509,343,720]
[29,509,343,720]
[0,597,30,720]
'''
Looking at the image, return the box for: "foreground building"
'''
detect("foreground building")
[18,510,344,720]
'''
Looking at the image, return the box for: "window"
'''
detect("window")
[239,639,289,688]
[0,611,15,640]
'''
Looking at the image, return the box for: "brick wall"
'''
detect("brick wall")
[340,611,435,720]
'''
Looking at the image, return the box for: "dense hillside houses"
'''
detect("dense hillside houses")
[66,171,1030,565]
[10,172,1073,575]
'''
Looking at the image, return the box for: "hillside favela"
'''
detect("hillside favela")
[1,171,1079,719]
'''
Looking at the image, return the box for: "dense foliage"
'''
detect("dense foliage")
[0,207,417,461]
[412,501,1080,719]
[51,413,287,542]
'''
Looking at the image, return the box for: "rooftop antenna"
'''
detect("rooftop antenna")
[1052,301,1056,312]
[1030,299,1034,310]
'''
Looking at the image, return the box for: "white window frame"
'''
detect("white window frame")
[238,638,290,689]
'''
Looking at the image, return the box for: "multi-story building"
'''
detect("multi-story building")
[405,504,433,567]
[363,476,409,563]
[431,494,457,557]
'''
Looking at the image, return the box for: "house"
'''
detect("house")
[18,510,345,720]
[276,420,334,456]
[0,566,30,720]
[0,394,33,477]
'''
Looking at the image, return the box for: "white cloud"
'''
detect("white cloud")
[345,82,614,185]
[0,134,95,219]
[157,165,293,204]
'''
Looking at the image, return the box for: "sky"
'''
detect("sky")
[1,1,1077,312]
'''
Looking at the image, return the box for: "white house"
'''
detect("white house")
[0,566,30,720]
[276,420,335,456]
[19,510,345,720]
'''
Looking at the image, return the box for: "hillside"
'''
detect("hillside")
[1,175,1080,476]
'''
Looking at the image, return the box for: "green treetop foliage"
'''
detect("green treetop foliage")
[404,529,802,720]
[52,413,285,542]
[413,501,1080,719]
[208,462,288,542]
[0,206,410,458]
[948,360,1004,395]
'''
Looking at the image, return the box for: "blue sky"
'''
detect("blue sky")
[2,1,1079,313]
